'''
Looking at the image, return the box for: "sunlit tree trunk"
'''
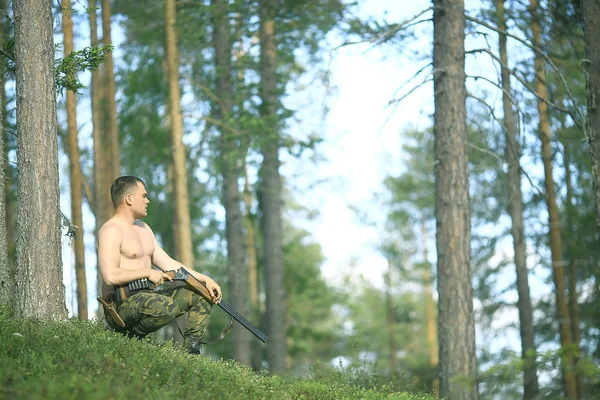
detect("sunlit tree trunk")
[384,260,398,371]
[165,0,194,271]
[101,0,120,180]
[244,170,259,310]
[211,0,250,364]
[432,0,478,398]
[0,0,10,312]
[89,0,112,303]
[258,0,287,374]
[582,0,600,242]
[529,1,577,398]
[421,222,439,394]
[13,0,67,320]
[62,0,88,320]
[496,1,539,397]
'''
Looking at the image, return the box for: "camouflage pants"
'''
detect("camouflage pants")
[105,282,212,343]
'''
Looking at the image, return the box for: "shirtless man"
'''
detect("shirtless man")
[98,175,222,353]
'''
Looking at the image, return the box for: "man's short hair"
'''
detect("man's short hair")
[110,176,145,208]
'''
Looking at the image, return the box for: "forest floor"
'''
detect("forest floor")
[0,310,436,400]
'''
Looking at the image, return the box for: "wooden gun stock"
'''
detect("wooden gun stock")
[165,268,268,343]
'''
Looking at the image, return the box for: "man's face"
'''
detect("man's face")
[126,182,150,218]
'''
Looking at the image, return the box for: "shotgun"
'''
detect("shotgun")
[165,267,268,344]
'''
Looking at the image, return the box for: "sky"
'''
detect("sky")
[55,0,558,362]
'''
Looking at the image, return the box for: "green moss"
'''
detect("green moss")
[0,311,435,400]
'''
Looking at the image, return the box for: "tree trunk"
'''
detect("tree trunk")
[13,0,67,320]
[101,0,120,180]
[62,0,88,320]
[0,0,10,312]
[211,0,250,365]
[529,1,577,398]
[244,170,259,310]
[432,1,478,398]
[496,1,540,397]
[582,0,600,242]
[384,261,398,371]
[165,0,194,271]
[258,0,288,375]
[89,0,112,303]
[561,126,583,397]
[421,221,439,394]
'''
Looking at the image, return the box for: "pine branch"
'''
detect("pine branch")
[466,48,581,127]
[466,14,585,123]
[334,7,433,50]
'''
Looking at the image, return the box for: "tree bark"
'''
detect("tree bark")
[89,0,112,304]
[259,0,288,374]
[165,0,194,271]
[244,170,259,310]
[384,261,398,371]
[529,1,577,398]
[0,0,10,312]
[421,221,439,394]
[101,0,120,180]
[62,0,88,320]
[561,125,583,398]
[496,1,540,397]
[211,0,250,365]
[13,0,67,320]
[582,0,600,243]
[432,1,478,398]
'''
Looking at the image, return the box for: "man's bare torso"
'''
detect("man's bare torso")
[101,218,155,295]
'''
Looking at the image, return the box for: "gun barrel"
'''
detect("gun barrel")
[218,300,268,343]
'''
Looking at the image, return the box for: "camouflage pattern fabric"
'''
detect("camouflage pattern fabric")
[104,282,212,345]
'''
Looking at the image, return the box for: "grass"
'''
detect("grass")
[0,311,436,400]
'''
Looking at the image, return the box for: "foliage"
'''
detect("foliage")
[0,310,436,400]
[55,45,113,94]
[283,224,343,372]
[337,276,437,394]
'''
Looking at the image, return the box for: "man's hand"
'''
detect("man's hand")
[147,269,173,286]
[204,276,222,304]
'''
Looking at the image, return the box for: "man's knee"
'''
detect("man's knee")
[193,296,213,314]
[138,294,180,320]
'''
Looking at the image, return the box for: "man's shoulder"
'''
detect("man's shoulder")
[99,220,124,237]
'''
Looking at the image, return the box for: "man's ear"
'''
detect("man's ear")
[125,194,132,206]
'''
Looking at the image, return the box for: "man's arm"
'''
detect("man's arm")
[149,226,222,303]
[98,225,162,286]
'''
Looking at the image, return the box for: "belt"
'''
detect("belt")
[114,278,154,303]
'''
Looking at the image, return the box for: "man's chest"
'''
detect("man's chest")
[120,227,154,259]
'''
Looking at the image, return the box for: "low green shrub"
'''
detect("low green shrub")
[0,311,435,400]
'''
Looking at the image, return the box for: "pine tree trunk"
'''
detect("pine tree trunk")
[561,130,583,397]
[101,0,120,180]
[582,0,600,242]
[1,8,15,304]
[89,0,112,303]
[244,170,259,309]
[13,0,67,320]
[62,0,88,320]
[211,0,250,365]
[432,1,478,398]
[421,222,439,394]
[0,0,10,311]
[259,0,287,375]
[384,261,398,371]
[165,0,194,271]
[496,1,540,397]
[529,1,577,398]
